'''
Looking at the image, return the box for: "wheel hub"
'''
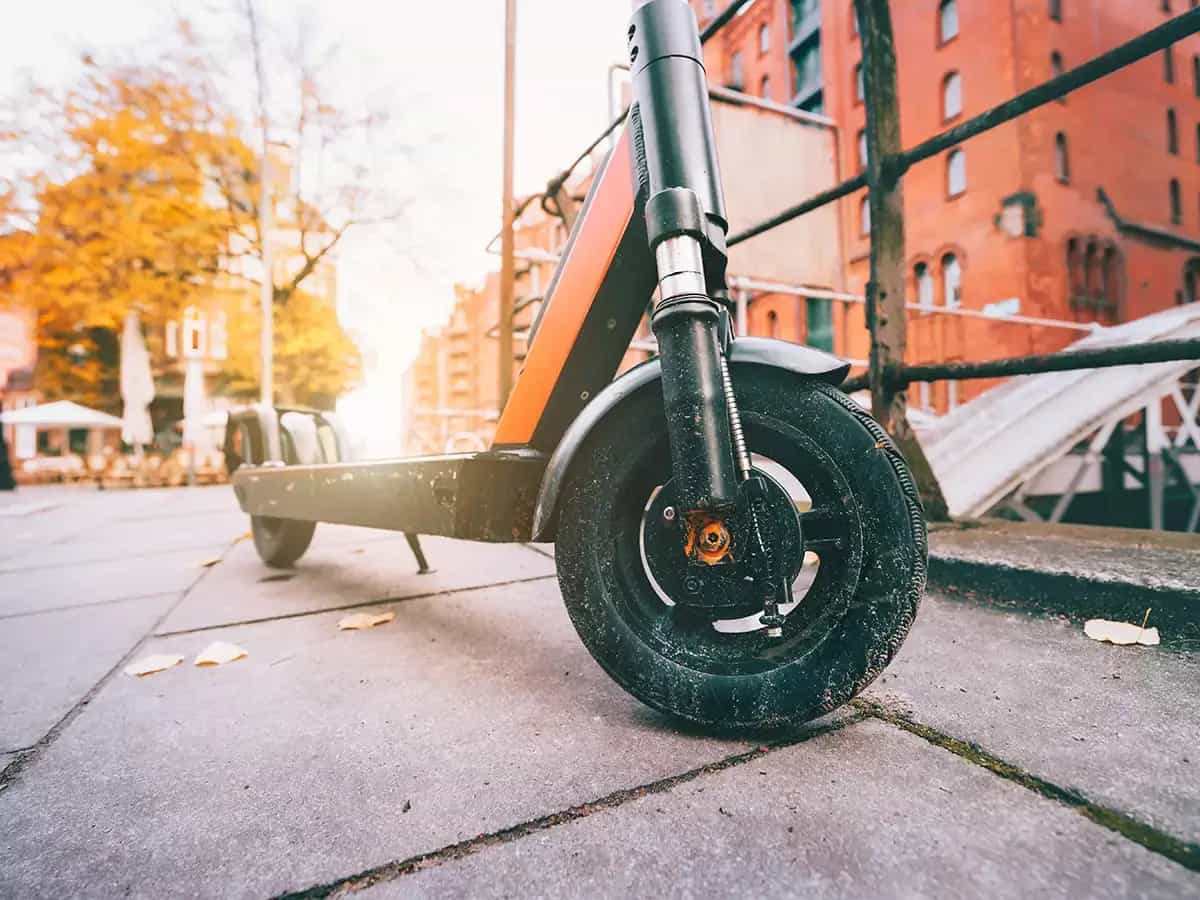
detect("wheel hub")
[642,469,803,619]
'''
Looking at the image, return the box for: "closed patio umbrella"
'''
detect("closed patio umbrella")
[119,311,155,451]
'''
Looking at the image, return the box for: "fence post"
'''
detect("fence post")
[857,0,949,520]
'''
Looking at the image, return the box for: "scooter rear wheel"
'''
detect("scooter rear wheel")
[554,365,926,730]
[240,422,318,568]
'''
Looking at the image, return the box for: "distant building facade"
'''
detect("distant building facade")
[694,0,1200,410]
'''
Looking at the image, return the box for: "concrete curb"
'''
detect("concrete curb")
[926,520,1200,643]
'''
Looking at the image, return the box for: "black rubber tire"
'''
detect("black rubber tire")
[554,365,927,731]
[251,515,317,568]
[244,423,318,568]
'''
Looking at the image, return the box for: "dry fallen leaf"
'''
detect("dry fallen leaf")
[194,641,249,666]
[338,610,396,631]
[124,653,184,677]
[1084,619,1160,647]
[195,558,221,569]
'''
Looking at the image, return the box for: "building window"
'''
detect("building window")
[806,298,834,351]
[1050,52,1066,102]
[760,23,770,54]
[1049,0,1062,22]
[941,254,962,308]
[1185,258,1200,304]
[766,309,780,338]
[1066,238,1083,299]
[730,51,745,90]
[860,194,871,235]
[1163,0,1172,12]
[939,0,959,44]
[850,1,859,37]
[947,148,967,196]
[792,36,824,112]
[1165,47,1176,83]
[857,129,867,170]
[1102,247,1122,316]
[1194,55,1200,96]
[1055,132,1070,182]
[1171,178,1183,223]
[942,72,962,119]
[1168,108,1179,154]
[761,74,772,100]
[1195,123,1200,162]
[915,262,934,308]
[855,62,864,101]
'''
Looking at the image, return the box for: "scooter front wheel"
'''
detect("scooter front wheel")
[554,366,926,731]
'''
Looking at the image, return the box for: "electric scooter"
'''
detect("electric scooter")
[225,0,927,730]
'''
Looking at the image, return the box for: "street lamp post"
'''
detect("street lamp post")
[498,0,517,405]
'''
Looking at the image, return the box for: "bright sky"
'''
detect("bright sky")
[3,0,633,453]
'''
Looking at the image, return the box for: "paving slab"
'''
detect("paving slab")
[157,533,557,634]
[0,592,177,750]
[0,547,213,617]
[864,591,1200,844]
[364,719,1198,900]
[0,579,781,899]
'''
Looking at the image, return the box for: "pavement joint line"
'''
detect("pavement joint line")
[0,541,240,575]
[521,543,555,561]
[0,590,182,623]
[0,535,242,794]
[151,573,560,638]
[852,698,1200,873]
[272,711,870,899]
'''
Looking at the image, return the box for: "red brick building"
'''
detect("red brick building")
[695,0,1200,410]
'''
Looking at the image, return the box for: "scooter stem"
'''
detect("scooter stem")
[629,0,739,515]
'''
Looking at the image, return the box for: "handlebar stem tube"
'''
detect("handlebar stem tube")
[630,0,738,513]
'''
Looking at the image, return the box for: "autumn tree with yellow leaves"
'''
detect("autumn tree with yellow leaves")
[0,10,401,411]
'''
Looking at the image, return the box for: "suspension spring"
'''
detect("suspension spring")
[718,353,751,481]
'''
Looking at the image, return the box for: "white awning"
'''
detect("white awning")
[0,401,125,429]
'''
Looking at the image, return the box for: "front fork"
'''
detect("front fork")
[631,0,791,634]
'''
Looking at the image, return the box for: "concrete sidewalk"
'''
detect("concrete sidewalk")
[0,486,1197,898]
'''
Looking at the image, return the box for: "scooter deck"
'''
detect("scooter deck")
[231,450,548,543]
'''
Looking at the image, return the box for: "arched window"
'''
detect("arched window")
[1184,258,1200,304]
[915,262,934,308]
[1102,246,1122,316]
[942,72,962,119]
[1049,0,1062,22]
[1054,132,1070,182]
[947,148,967,196]
[1170,178,1183,224]
[1167,109,1179,154]
[855,63,864,101]
[1083,240,1100,302]
[759,23,770,54]
[766,309,780,338]
[941,254,962,308]
[761,74,771,100]
[939,0,959,44]
[1050,51,1064,77]
[1193,55,1200,97]
[730,51,745,90]
[850,1,859,37]
[1195,123,1200,162]
[1165,47,1176,83]
[860,194,871,235]
[1066,238,1084,301]
[857,129,867,170]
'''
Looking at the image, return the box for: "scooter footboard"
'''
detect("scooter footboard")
[230,449,547,542]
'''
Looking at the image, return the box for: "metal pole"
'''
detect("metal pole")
[498,0,517,406]
[857,0,948,519]
[246,0,273,407]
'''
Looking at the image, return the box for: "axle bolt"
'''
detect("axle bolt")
[663,506,676,521]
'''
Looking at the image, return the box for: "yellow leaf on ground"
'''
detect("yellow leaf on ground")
[194,641,249,666]
[1083,619,1160,647]
[338,610,396,631]
[124,654,184,677]
[196,558,221,569]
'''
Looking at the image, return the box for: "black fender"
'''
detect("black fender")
[532,337,849,541]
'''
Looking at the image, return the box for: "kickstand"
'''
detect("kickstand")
[404,533,434,575]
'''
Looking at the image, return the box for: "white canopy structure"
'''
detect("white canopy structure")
[0,401,125,430]
[920,304,1200,529]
